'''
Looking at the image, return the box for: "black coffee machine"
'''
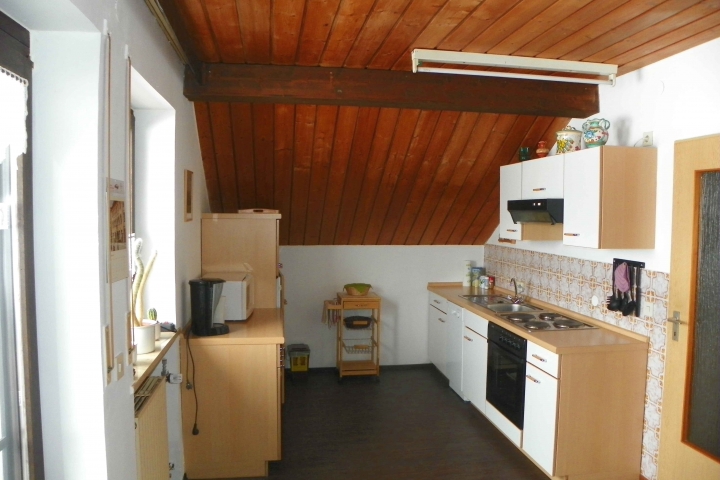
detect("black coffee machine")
[190,278,230,336]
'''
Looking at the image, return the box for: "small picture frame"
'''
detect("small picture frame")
[184,169,193,222]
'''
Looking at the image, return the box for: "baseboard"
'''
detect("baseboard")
[288,363,435,373]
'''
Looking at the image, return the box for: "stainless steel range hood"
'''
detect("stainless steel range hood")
[507,199,564,225]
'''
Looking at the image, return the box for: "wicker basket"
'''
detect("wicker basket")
[344,283,372,296]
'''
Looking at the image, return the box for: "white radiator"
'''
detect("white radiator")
[135,376,169,479]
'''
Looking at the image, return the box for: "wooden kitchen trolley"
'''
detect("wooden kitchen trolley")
[326,292,381,381]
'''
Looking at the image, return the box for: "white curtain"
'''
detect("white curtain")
[0,67,28,161]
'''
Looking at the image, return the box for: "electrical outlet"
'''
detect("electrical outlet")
[642,131,653,147]
[167,373,183,384]
[642,303,654,317]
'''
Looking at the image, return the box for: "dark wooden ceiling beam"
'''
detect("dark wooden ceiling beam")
[184,63,600,118]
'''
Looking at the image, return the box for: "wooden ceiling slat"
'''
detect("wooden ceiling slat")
[174,0,220,62]
[348,108,402,244]
[208,102,240,212]
[364,109,422,244]
[194,102,223,212]
[320,0,376,67]
[488,0,595,55]
[609,9,720,68]
[304,105,339,245]
[462,0,558,53]
[406,112,479,245]
[391,110,460,244]
[377,110,441,244]
[203,0,245,62]
[343,0,412,68]
[468,182,500,244]
[390,0,484,71]
[271,0,306,65]
[288,105,318,245]
[428,113,500,245]
[438,0,519,51]
[230,103,256,209]
[443,114,517,244]
[537,0,664,59]
[367,0,447,70]
[334,107,381,244]
[251,104,275,208]
[319,106,360,244]
[273,104,295,245]
[585,1,720,63]
[297,0,342,66]
[617,22,720,75]
[513,0,630,57]
[237,0,271,63]
[561,0,705,61]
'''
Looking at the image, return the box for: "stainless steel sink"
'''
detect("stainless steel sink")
[485,303,541,313]
[460,295,512,305]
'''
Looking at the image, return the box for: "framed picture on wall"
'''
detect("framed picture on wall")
[184,169,193,222]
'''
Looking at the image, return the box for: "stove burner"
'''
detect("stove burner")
[553,319,586,329]
[525,321,551,330]
[506,313,536,322]
[538,313,560,321]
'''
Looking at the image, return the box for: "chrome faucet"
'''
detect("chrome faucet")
[510,278,524,304]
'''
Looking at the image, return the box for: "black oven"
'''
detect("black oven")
[486,322,527,429]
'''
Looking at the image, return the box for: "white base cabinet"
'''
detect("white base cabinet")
[461,326,487,412]
[427,303,447,376]
[446,303,463,396]
[522,363,559,475]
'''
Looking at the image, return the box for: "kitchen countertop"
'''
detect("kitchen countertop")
[428,282,647,355]
[187,308,285,346]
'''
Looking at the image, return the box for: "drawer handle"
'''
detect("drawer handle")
[564,233,580,237]
[463,336,473,342]
[433,299,441,304]
[532,187,546,191]
[526,375,540,384]
[507,229,517,232]
[439,318,446,323]
[531,354,547,362]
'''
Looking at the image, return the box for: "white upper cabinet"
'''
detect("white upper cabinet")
[521,156,564,199]
[499,163,523,240]
[562,146,657,249]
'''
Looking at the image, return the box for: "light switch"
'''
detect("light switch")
[116,353,125,380]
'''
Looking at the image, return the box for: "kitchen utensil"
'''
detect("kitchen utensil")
[634,266,642,317]
[614,262,630,293]
[622,267,637,316]
[607,287,621,311]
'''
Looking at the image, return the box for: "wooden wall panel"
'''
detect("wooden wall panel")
[343,0,411,68]
[438,0,518,51]
[297,0,342,66]
[208,102,239,212]
[237,0,271,63]
[230,104,256,209]
[176,0,221,62]
[289,105,317,245]
[273,104,296,245]
[320,0,376,67]
[252,104,275,208]
[194,102,223,212]
[204,0,245,62]
[271,0,305,65]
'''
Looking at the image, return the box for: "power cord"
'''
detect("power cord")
[185,328,199,435]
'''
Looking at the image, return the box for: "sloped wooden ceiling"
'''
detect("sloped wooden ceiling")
[161,0,720,245]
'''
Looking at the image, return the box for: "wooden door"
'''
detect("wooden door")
[658,134,720,479]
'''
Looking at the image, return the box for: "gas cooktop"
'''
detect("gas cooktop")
[499,312,597,332]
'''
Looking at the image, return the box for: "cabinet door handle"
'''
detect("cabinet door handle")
[531,354,547,362]
[279,346,285,368]
[507,229,517,232]
[463,336,473,342]
[532,187,546,191]
[433,299,441,304]
[564,233,580,237]
[526,375,540,384]
[438,318,446,323]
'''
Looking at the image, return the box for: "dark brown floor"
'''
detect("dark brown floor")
[258,365,548,480]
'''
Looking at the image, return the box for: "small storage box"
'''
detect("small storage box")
[287,344,311,373]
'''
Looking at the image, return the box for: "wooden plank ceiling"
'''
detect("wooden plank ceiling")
[163,0,720,246]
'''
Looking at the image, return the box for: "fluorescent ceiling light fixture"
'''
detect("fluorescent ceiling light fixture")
[411,49,617,86]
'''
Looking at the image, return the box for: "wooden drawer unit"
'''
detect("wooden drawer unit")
[527,341,559,377]
[343,299,380,310]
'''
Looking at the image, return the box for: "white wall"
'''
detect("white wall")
[488,37,720,274]
[281,245,483,368]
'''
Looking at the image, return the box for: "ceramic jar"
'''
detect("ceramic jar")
[556,126,582,154]
[582,118,610,148]
[536,140,549,158]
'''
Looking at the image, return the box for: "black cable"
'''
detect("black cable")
[185,328,199,435]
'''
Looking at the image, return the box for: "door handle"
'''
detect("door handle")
[666,311,686,342]
[463,336,473,342]
[526,375,540,384]
[532,188,546,192]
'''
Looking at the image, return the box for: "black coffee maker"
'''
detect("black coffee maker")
[189,278,230,336]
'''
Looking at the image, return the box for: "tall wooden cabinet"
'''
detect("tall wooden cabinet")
[202,211,281,308]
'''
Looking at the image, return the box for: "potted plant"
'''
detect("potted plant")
[132,238,158,354]
[148,307,160,340]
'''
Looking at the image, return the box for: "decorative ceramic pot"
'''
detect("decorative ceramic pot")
[582,118,610,148]
[556,126,582,154]
[536,140,549,158]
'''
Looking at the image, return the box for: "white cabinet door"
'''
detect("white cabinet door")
[563,148,601,248]
[461,327,487,413]
[522,363,559,475]
[499,163,523,240]
[521,156,564,199]
[446,303,463,396]
[427,304,447,376]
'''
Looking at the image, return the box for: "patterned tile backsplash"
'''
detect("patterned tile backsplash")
[484,245,668,480]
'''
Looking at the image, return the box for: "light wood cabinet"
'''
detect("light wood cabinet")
[181,309,284,479]
[563,146,657,249]
[427,300,447,377]
[201,212,281,308]
[522,363,559,475]
[521,156,564,199]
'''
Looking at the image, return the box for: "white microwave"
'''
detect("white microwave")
[203,271,255,321]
